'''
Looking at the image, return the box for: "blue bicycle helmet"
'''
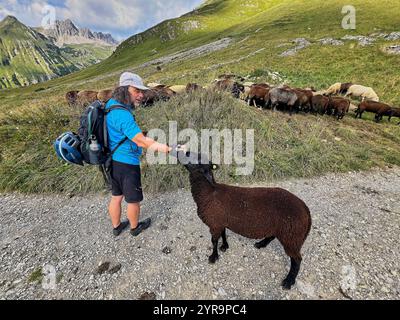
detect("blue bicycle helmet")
[54,132,84,166]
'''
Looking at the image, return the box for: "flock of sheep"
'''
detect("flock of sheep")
[65,75,400,124]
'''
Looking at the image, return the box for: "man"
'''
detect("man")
[106,72,178,237]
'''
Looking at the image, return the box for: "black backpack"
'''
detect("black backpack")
[77,100,130,186]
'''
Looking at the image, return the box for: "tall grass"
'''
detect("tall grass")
[1,90,399,195]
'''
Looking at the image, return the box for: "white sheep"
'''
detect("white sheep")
[345,84,379,102]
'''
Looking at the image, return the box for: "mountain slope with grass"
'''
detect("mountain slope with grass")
[0,16,78,89]
[0,0,400,194]
[0,16,115,89]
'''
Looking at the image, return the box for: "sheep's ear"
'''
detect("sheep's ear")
[211,164,219,171]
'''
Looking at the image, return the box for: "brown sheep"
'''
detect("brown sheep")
[186,83,201,93]
[339,82,353,95]
[97,89,113,103]
[356,100,392,120]
[248,85,270,109]
[177,152,312,290]
[141,86,176,107]
[65,90,79,106]
[311,95,330,114]
[141,89,158,107]
[327,97,350,120]
[77,90,98,106]
[214,79,244,99]
[293,88,313,112]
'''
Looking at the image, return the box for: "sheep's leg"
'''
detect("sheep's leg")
[282,256,302,290]
[220,229,229,252]
[254,236,275,249]
[209,233,221,264]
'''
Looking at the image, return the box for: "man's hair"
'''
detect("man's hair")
[112,86,132,106]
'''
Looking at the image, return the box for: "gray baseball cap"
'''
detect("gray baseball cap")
[119,72,149,90]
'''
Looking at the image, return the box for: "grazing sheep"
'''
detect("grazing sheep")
[186,83,202,93]
[97,89,113,103]
[240,82,256,101]
[293,88,313,112]
[240,85,252,102]
[177,152,312,290]
[375,106,397,123]
[77,90,98,106]
[214,79,244,99]
[269,87,298,114]
[157,86,176,99]
[141,89,158,107]
[65,90,79,106]
[324,82,342,95]
[248,85,270,109]
[147,83,164,88]
[141,86,176,107]
[327,97,350,120]
[168,85,187,94]
[339,82,353,95]
[356,100,391,120]
[311,94,330,114]
[345,85,379,102]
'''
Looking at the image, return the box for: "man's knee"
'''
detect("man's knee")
[111,195,124,203]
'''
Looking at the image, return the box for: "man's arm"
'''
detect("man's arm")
[132,133,172,154]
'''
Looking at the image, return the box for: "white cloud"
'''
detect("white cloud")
[0,0,203,40]
[0,0,50,26]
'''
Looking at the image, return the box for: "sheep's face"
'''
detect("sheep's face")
[178,152,219,185]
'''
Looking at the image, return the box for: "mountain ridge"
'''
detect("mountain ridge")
[36,19,119,47]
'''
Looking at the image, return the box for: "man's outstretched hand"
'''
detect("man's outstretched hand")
[170,144,189,157]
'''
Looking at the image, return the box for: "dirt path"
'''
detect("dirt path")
[0,167,399,300]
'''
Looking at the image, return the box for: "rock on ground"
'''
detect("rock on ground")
[318,38,344,46]
[0,167,399,300]
[280,38,311,57]
[385,45,400,55]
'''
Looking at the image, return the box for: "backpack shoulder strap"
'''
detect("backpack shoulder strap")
[103,104,131,151]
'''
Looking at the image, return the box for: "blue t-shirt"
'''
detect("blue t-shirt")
[105,98,142,165]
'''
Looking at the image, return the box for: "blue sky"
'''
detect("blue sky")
[0,0,204,41]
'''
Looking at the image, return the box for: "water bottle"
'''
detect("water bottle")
[89,135,100,152]
[89,135,101,164]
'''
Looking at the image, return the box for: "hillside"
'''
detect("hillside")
[0,16,116,89]
[0,0,400,194]
[0,16,78,89]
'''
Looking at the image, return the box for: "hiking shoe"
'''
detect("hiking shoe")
[113,220,130,237]
[130,218,152,237]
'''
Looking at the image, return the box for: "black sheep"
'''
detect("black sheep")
[177,152,312,290]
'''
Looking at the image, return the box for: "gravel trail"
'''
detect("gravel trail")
[1,168,399,300]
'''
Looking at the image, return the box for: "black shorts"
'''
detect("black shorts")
[110,161,143,203]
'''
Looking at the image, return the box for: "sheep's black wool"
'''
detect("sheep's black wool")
[179,152,312,290]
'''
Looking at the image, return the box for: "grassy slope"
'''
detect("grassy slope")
[0,17,78,89]
[60,44,115,69]
[1,0,400,194]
